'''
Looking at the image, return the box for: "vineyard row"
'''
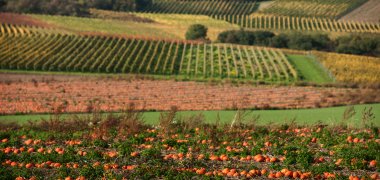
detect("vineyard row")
[142,0,257,16]
[260,0,368,19]
[212,14,380,34]
[0,24,298,82]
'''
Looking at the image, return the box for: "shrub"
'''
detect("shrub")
[270,33,289,48]
[217,30,274,46]
[335,35,380,56]
[185,24,208,40]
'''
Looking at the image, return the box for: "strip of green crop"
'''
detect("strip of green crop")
[145,41,161,73]
[113,39,136,73]
[51,36,87,71]
[122,40,143,73]
[154,41,168,73]
[24,35,69,70]
[162,42,174,74]
[33,35,71,71]
[96,38,123,72]
[105,39,129,73]
[170,42,180,74]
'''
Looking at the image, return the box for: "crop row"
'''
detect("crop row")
[0,23,34,37]
[0,23,298,82]
[0,122,379,179]
[312,51,380,84]
[260,0,369,19]
[141,0,257,16]
[213,14,380,33]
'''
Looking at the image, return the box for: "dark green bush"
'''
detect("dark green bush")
[185,24,208,40]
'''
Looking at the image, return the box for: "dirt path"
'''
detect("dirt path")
[0,74,379,114]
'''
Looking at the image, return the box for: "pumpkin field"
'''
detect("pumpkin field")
[1,0,380,179]
[1,113,379,179]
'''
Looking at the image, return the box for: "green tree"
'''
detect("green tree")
[185,24,208,40]
[287,33,314,50]
[270,33,289,48]
[336,35,379,55]
[253,31,275,46]
[5,0,42,13]
[310,33,331,50]
[0,0,6,10]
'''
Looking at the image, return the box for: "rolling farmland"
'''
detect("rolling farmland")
[32,13,239,41]
[213,14,380,33]
[1,1,380,179]
[339,0,380,23]
[0,23,298,82]
[260,0,369,19]
[313,52,380,84]
[1,74,379,115]
[141,0,258,16]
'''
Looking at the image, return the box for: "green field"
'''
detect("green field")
[31,12,239,41]
[216,14,379,34]
[139,0,258,16]
[287,54,334,83]
[1,104,379,128]
[0,24,299,82]
[259,0,369,19]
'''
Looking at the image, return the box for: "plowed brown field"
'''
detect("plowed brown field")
[340,0,380,23]
[1,74,379,115]
[0,13,53,27]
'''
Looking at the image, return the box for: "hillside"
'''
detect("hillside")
[0,1,380,179]
[259,0,369,19]
[339,0,380,23]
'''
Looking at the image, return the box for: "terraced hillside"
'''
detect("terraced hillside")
[31,13,239,41]
[141,0,259,16]
[0,23,298,82]
[213,14,380,33]
[260,0,369,19]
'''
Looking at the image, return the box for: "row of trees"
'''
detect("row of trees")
[0,0,152,16]
[217,30,380,56]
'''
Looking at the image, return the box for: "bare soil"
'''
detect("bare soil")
[339,0,380,23]
[0,13,54,28]
[1,73,379,115]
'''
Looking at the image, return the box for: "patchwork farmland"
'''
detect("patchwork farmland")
[0,24,298,82]
[0,0,380,179]
[2,75,379,115]
[214,14,380,33]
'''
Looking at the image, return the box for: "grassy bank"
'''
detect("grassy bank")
[287,54,334,83]
[1,104,379,127]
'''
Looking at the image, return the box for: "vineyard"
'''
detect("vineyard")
[1,1,380,179]
[260,0,369,19]
[313,52,380,84]
[141,0,258,16]
[0,23,298,82]
[32,13,239,41]
[212,14,380,34]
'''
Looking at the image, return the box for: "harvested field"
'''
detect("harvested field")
[90,9,156,23]
[339,0,380,23]
[0,13,53,28]
[1,74,379,115]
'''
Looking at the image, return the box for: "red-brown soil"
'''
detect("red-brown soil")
[1,74,379,115]
[0,13,53,28]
